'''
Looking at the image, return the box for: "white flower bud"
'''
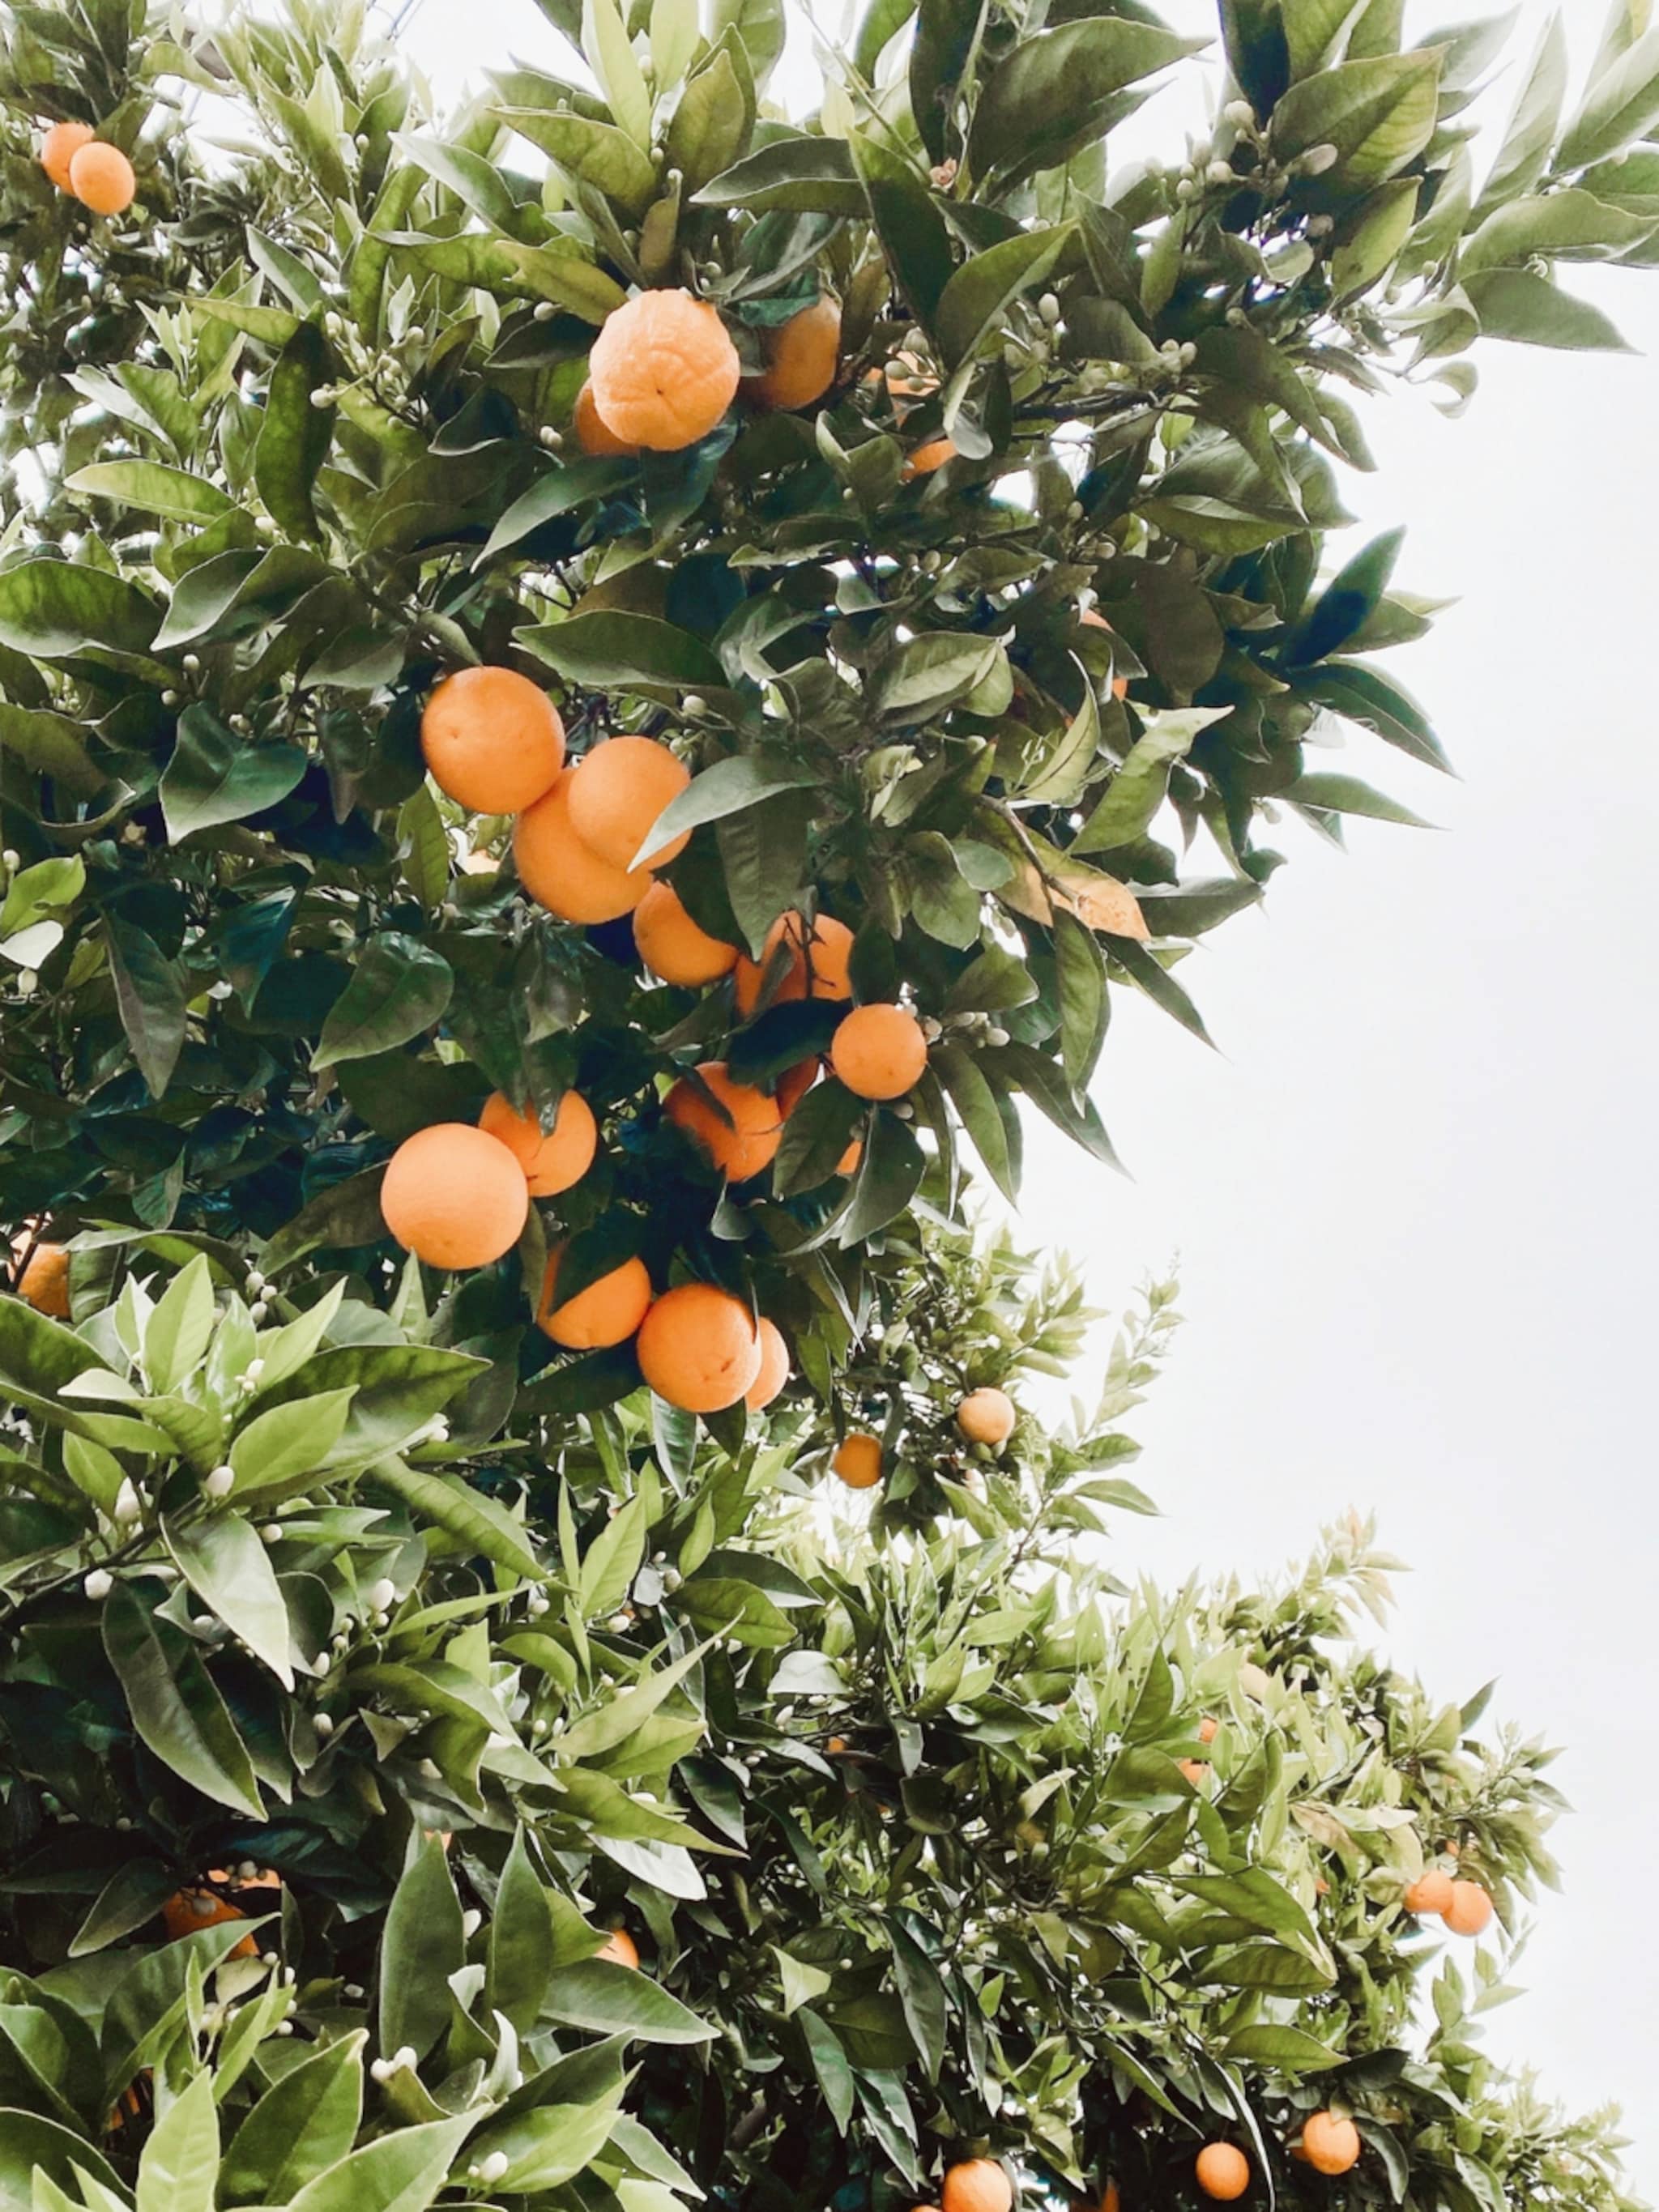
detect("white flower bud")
[249,1299,270,1323]
[1300,142,1340,176]
[1038,291,1060,325]
[1226,99,1254,126]
[275,2018,294,2035]
[0,850,16,873]
[313,1711,335,1737]
[533,300,556,322]
[205,1465,235,1499]
[1207,160,1235,187]
[242,1359,265,1385]
[683,693,707,715]
[237,1860,259,1881]
[309,385,335,407]
[480,2154,510,2186]
[393,2046,417,2072]
[370,2057,390,2082]
[83,1569,113,1600]
[16,972,37,998]
[1175,177,1196,202]
[462,1907,482,1938]
[344,1982,365,2000]
[113,1479,142,1524]
[1066,499,1084,521]
[538,424,559,448]
[260,1524,284,1545]
[181,652,201,675]
[160,688,180,706]
[367,1576,397,1611]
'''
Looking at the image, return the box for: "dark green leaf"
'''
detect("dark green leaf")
[313,933,454,1069]
[106,918,187,1102]
[160,706,307,842]
[102,1580,265,1818]
[254,322,335,542]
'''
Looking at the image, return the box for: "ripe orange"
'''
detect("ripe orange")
[956,1387,1016,1446]
[832,1433,882,1490]
[636,1282,762,1413]
[665,1061,783,1182]
[734,910,855,1017]
[633,880,740,986]
[479,1088,597,1198]
[537,1247,653,1349]
[161,1889,257,1960]
[902,436,957,480]
[1098,2187,1120,2212]
[587,289,740,452]
[830,1003,928,1100]
[41,121,94,191]
[516,768,650,923]
[1178,1758,1209,1785]
[381,1123,529,1269]
[1195,2145,1249,2201]
[13,1236,70,1318]
[597,1926,640,1967]
[1403,1869,1455,1916]
[573,379,638,457]
[67,140,135,215]
[566,734,691,872]
[744,296,842,411]
[420,665,565,814]
[1302,2113,1360,2176]
[745,1317,790,1410]
[1198,1715,1219,1745]
[941,2162,1013,2212]
[1443,1880,1494,1937]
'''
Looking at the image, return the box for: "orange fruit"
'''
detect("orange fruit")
[13,1237,70,1319]
[41,121,94,191]
[902,436,956,479]
[1301,2114,1360,2176]
[744,296,842,411]
[586,288,740,452]
[1178,1758,1209,1785]
[837,1136,864,1176]
[832,1432,882,1490]
[537,1246,653,1349]
[830,1003,928,1100]
[1195,2146,1249,2202]
[381,1123,529,1269]
[68,141,135,215]
[633,880,740,986]
[596,1926,640,1967]
[573,379,638,457]
[1443,1880,1494,1937]
[941,2162,1013,2212]
[1099,2188,1120,2212]
[161,1889,257,1960]
[1198,1715,1219,1745]
[734,910,855,1017]
[636,1282,762,1413]
[479,1088,597,1198]
[1403,1869,1455,1916]
[745,1317,790,1410]
[566,734,691,872]
[665,1061,783,1182]
[516,768,650,923]
[420,665,565,814]
[955,1387,1016,1446]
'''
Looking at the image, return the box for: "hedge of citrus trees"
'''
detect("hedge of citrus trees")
[0,0,1654,2206]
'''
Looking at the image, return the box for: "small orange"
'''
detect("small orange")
[381,1123,529,1269]
[830,1003,928,1100]
[1443,1880,1494,1937]
[479,1088,597,1198]
[836,1136,863,1176]
[665,1061,783,1182]
[1098,2188,1120,2212]
[537,1246,653,1349]
[1403,1869,1455,1916]
[636,1282,762,1413]
[633,880,740,987]
[902,436,956,480]
[745,1317,790,1410]
[744,296,842,411]
[573,379,638,457]
[516,768,651,923]
[832,1432,882,1490]
[1301,2113,1360,2176]
[1195,2145,1249,2202]
[41,121,94,192]
[1178,1758,1209,1786]
[586,289,740,452]
[1198,1715,1219,1745]
[161,1889,257,1960]
[566,734,691,872]
[955,1387,1016,1446]
[941,2162,1013,2212]
[826,1735,850,1755]
[596,1926,640,1967]
[67,141,136,215]
[734,910,855,1017]
[420,665,565,815]
[13,1237,70,1318]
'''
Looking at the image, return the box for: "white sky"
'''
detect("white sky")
[387,0,1657,2178]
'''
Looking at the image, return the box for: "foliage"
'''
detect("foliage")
[0,0,1654,2207]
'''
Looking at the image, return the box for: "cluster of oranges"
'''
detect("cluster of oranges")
[39,121,136,215]
[828,1387,1018,1495]
[1194,2110,1363,2199]
[1403,1863,1494,1937]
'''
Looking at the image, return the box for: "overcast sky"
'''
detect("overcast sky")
[381,0,1657,2176]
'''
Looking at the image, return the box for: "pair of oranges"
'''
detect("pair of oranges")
[40,121,136,214]
[830,1387,1019,1498]
[1196,2111,1363,2198]
[380,1082,598,1276]
[546,1267,788,1416]
[569,288,844,458]
[1402,1866,1494,1937]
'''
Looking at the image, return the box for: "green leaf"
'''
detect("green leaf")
[1461,186,1654,275]
[467,2096,623,2193]
[163,1512,295,1687]
[1269,51,1443,185]
[840,1110,926,1242]
[102,1579,265,1818]
[255,321,335,542]
[932,1042,1019,1202]
[1560,23,1659,172]
[711,0,786,87]
[584,0,653,147]
[0,558,158,659]
[1297,661,1450,770]
[68,1858,180,1958]
[0,704,104,798]
[160,705,308,842]
[774,1078,867,1196]
[909,0,987,163]
[488,1830,555,2032]
[155,546,331,650]
[218,2035,365,2206]
[693,136,864,215]
[390,132,526,237]
[544,1958,718,2042]
[284,2117,478,2212]
[934,224,1074,370]
[1286,769,1432,825]
[136,2072,217,2212]
[1462,266,1633,349]
[228,1385,357,1497]
[1053,910,1108,1090]
[1282,0,1360,79]
[640,752,820,860]
[874,632,1005,716]
[313,934,454,1068]
[1220,0,1291,115]
[493,108,660,219]
[1073,708,1215,853]
[968,23,1201,189]
[106,918,186,1102]
[798,2010,855,2133]
[66,461,235,522]
[0,2114,124,2212]
[1284,527,1405,666]
[479,458,640,565]
[379,1839,467,2062]
[143,1254,215,1395]
[1223,2023,1345,2070]
[717,789,813,955]
[1474,12,1567,213]
[518,611,723,688]
[850,134,955,330]
[369,1459,543,1579]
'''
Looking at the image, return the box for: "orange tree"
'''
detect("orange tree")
[0,0,1653,2207]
